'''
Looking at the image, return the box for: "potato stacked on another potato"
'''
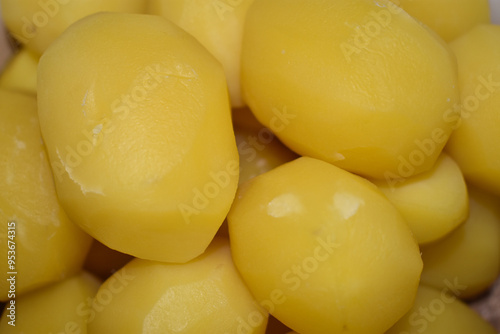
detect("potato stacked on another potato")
[0,0,499,333]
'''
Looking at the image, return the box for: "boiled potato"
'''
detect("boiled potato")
[88,238,268,334]
[235,121,298,184]
[372,153,468,244]
[0,271,100,333]
[386,284,497,334]
[446,24,500,196]
[148,0,255,107]
[37,12,239,263]
[390,0,490,42]
[0,0,146,54]
[420,187,500,299]
[228,157,422,334]
[0,47,38,95]
[242,0,459,179]
[0,90,92,301]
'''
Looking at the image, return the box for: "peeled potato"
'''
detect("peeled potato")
[37,13,239,263]
[0,47,38,95]
[148,0,255,107]
[391,0,491,42]
[372,153,468,245]
[420,187,500,299]
[228,157,422,334]
[0,271,100,333]
[0,0,146,54]
[0,90,92,301]
[88,238,268,334]
[241,0,459,180]
[386,285,497,334]
[446,24,500,196]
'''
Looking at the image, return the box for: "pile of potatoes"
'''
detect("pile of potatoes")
[0,0,499,333]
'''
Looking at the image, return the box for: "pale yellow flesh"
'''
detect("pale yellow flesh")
[386,284,497,334]
[0,47,38,95]
[148,0,255,107]
[37,13,239,263]
[0,89,92,301]
[87,238,268,334]
[373,153,468,245]
[420,187,500,299]
[446,24,500,196]
[391,0,491,42]
[241,0,459,179]
[0,271,101,333]
[0,0,146,54]
[228,157,422,334]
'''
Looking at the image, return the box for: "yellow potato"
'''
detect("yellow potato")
[391,0,491,42]
[87,238,268,333]
[0,47,38,95]
[0,271,101,333]
[446,24,500,196]
[0,89,92,301]
[235,123,298,185]
[420,187,500,299]
[386,284,497,334]
[0,0,146,54]
[148,0,255,107]
[241,0,459,180]
[228,157,422,334]
[37,13,239,263]
[372,153,468,245]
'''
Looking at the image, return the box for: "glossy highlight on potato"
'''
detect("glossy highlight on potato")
[228,157,423,334]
